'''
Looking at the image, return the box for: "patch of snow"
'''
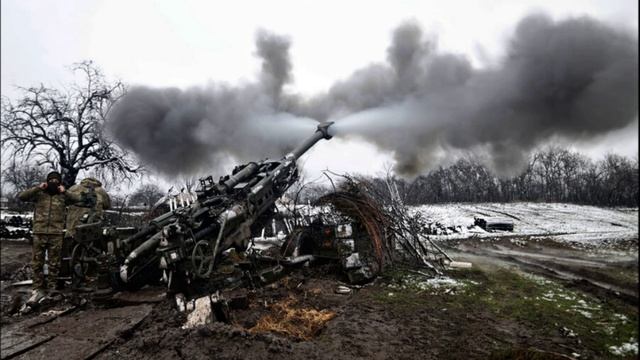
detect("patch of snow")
[522,273,554,286]
[574,310,593,319]
[540,291,556,301]
[573,299,601,312]
[613,313,629,322]
[556,293,576,301]
[425,276,462,288]
[388,275,469,294]
[609,340,638,356]
[560,326,578,338]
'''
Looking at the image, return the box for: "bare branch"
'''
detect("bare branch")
[1,61,141,186]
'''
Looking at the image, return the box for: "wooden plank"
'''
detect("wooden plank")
[14,305,153,360]
[26,306,78,329]
[111,287,166,305]
[1,331,54,360]
[14,337,94,360]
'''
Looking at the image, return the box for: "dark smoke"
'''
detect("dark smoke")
[309,15,638,175]
[107,14,638,177]
[255,29,293,107]
[107,31,316,175]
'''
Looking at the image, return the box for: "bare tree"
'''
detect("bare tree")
[1,61,141,187]
[1,160,47,211]
[598,154,638,206]
[1,160,46,193]
[386,147,637,207]
[129,184,164,208]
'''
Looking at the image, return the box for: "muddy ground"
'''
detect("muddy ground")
[1,234,638,360]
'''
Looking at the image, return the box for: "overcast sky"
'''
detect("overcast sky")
[1,0,638,189]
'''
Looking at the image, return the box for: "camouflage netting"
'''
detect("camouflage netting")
[315,180,391,269]
[316,175,450,276]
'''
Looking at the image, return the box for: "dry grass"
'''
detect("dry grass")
[317,188,389,267]
[249,296,336,340]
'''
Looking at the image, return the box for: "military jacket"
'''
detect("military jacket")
[65,178,111,237]
[18,186,81,235]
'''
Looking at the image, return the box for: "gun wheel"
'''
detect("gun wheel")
[70,243,102,281]
[191,240,214,278]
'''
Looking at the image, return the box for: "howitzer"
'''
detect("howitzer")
[110,122,334,291]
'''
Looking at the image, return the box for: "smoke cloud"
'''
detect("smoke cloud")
[107,14,638,177]
[308,15,638,175]
[107,31,316,175]
[255,29,293,107]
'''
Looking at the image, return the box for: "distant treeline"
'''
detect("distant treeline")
[366,147,638,207]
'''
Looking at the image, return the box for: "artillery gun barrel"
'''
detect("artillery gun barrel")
[221,162,260,191]
[290,121,334,160]
[122,210,176,246]
[218,122,333,191]
[247,121,334,212]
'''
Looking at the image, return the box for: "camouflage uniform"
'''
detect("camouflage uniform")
[19,183,81,292]
[65,178,111,238]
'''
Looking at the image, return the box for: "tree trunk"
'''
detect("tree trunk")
[62,168,79,187]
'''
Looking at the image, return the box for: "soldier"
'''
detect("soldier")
[62,178,111,288]
[65,177,111,239]
[18,171,81,305]
[58,177,111,287]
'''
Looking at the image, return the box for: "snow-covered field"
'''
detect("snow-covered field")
[413,203,638,248]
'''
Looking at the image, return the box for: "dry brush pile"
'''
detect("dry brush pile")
[316,174,450,276]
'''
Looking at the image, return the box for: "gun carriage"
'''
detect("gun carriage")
[98,122,335,292]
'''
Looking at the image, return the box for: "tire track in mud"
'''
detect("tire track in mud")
[473,206,522,221]
[506,256,638,305]
[456,242,638,305]
[545,209,636,230]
